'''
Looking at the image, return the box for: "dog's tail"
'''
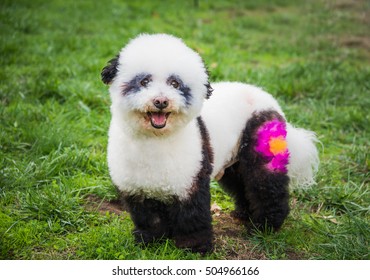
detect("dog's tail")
[286,124,320,188]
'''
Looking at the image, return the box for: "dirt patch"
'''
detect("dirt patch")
[85,194,124,216]
[340,36,370,50]
[332,0,370,24]
[324,34,370,58]
[212,212,267,260]
[333,0,361,9]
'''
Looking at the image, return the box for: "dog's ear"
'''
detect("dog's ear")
[202,60,213,99]
[205,82,213,99]
[101,55,119,85]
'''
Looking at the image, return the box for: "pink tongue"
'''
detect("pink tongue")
[151,112,167,126]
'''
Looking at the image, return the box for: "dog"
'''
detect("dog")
[101,34,319,253]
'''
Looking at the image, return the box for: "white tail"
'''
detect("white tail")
[286,124,320,188]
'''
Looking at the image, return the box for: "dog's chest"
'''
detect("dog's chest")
[107,121,203,200]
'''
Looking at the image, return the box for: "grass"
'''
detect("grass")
[0,0,369,260]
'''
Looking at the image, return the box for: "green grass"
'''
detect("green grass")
[1,0,369,260]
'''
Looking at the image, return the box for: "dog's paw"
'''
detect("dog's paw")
[230,210,249,222]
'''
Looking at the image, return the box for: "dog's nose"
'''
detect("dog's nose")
[153,97,169,110]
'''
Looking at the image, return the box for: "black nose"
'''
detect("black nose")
[153,97,169,110]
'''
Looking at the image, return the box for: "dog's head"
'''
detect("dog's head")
[102,34,212,137]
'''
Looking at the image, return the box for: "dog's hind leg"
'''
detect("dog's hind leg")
[223,110,290,232]
[219,162,250,221]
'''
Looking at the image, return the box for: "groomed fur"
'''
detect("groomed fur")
[102,34,319,253]
[201,82,319,187]
[121,117,214,253]
[219,110,290,231]
[286,124,320,187]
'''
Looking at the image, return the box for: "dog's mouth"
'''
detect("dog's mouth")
[147,112,171,129]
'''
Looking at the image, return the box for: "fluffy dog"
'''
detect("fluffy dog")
[101,34,319,253]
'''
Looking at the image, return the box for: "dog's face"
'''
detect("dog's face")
[102,34,212,137]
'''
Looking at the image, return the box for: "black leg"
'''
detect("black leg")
[124,196,171,244]
[220,110,291,232]
[219,163,250,221]
[238,162,290,231]
[165,181,213,253]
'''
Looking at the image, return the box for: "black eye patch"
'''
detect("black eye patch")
[167,75,192,106]
[122,73,152,95]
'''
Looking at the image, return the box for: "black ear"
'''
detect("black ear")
[205,82,213,99]
[101,54,119,85]
[202,59,213,99]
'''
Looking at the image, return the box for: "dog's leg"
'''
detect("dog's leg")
[218,162,250,221]
[230,110,290,232]
[124,196,171,244]
[171,186,213,254]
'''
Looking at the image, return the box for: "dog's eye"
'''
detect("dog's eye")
[170,80,179,89]
[140,78,150,87]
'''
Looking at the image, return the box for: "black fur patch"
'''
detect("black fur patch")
[120,116,214,253]
[101,55,119,85]
[205,82,213,99]
[196,116,214,171]
[219,110,290,232]
[167,74,192,105]
[202,59,213,99]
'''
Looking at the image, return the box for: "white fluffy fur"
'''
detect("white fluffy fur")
[109,34,208,138]
[107,34,319,201]
[286,124,320,187]
[107,34,207,200]
[108,117,203,200]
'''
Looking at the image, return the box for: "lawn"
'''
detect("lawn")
[0,0,369,260]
